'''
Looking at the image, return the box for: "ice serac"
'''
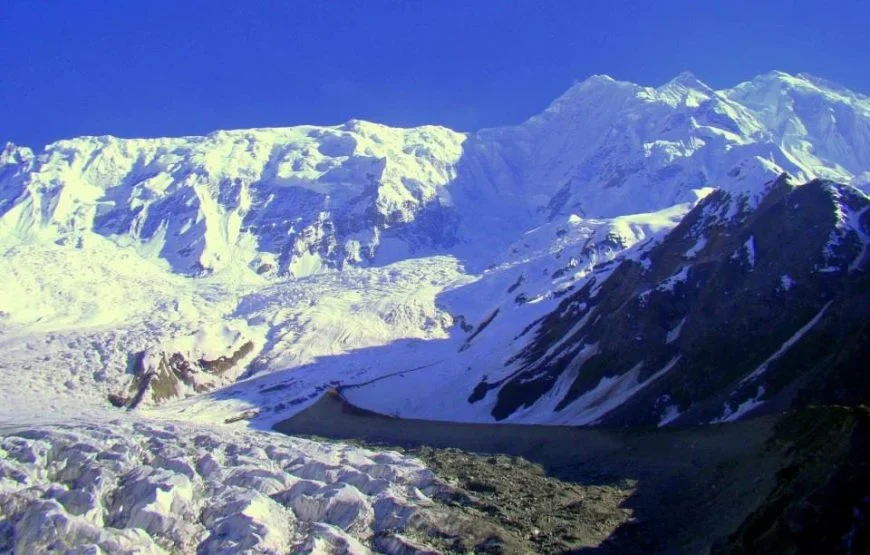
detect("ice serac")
[0,419,463,553]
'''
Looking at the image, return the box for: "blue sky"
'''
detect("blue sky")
[2,0,868,148]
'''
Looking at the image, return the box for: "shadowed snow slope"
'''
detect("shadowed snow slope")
[339,176,870,426]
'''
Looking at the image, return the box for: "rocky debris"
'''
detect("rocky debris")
[412,448,635,553]
[279,392,870,554]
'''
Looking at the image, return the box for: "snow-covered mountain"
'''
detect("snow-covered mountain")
[469,71,868,220]
[0,123,467,276]
[464,176,869,425]
[2,69,868,420]
[334,175,869,425]
[1,70,869,553]
[2,71,868,277]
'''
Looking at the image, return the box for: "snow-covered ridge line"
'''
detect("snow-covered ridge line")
[2,70,869,279]
[0,120,468,276]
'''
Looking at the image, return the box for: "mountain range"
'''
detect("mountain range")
[1,70,868,553]
[3,71,868,277]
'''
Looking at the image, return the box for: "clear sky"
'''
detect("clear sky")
[2,0,868,149]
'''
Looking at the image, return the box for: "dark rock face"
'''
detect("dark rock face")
[487,177,870,425]
[110,341,255,409]
[712,406,870,555]
[198,341,255,374]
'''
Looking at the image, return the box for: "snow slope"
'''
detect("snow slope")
[725,71,870,183]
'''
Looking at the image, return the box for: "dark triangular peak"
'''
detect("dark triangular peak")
[490,177,869,425]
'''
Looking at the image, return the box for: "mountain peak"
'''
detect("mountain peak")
[762,69,797,80]
[0,141,34,167]
[731,70,854,97]
[664,71,711,90]
[580,74,617,85]
[540,74,636,116]
[655,71,714,107]
[734,71,870,119]
[558,74,625,97]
